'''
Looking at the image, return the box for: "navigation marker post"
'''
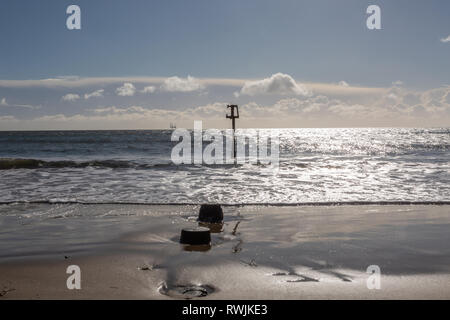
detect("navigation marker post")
[226,104,239,159]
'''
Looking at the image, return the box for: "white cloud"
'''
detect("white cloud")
[0,115,16,121]
[15,104,41,109]
[91,105,148,115]
[444,92,450,104]
[84,89,104,99]
[116,83,136,96]
[0,97,40,109]
[403,92,422,106]
[62,93,80,101]
[392,80,404,86]
[0,76,244,89]
[338,81,349,87]
[236,73,310,97]
[386,93,398,100]
[160,76,204,92]
[141,86,156,93]
[440,35,450,43]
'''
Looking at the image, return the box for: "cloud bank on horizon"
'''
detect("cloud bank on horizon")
[0,73,449,130]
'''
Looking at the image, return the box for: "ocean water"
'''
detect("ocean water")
[0,128,449,204]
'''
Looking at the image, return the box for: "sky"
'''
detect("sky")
[0,0,449,130]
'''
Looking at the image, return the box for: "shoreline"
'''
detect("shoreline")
[1,201,450,206]
[1,204,450,299]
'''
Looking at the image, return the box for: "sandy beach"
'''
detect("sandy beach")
[1,204,449,299]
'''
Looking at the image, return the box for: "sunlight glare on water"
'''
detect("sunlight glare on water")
[0,128,448,204]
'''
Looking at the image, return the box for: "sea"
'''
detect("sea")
[0,128,449,205]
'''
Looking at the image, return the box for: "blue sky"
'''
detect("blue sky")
[0,0,449,129]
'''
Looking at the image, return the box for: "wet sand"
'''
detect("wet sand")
[1,204,450,299]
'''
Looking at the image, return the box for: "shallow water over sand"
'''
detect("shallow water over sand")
[1,204,450,299]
